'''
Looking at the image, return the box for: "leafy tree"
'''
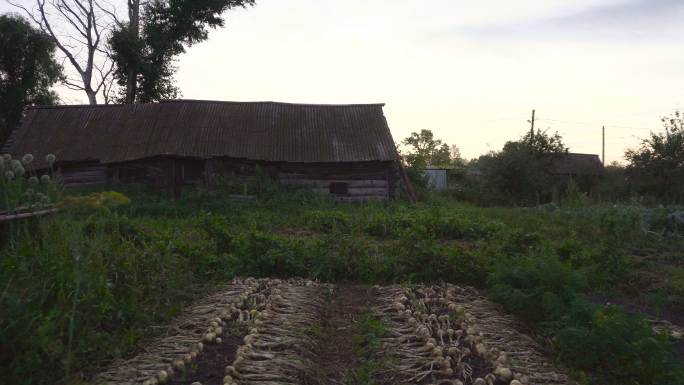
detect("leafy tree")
[475,130,567,205]
[110,0,256,103]
[0,14,62,144]
[402,129,452,168]
[625,111,684,202]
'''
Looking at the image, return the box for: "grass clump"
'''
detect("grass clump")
[343,313,391,385]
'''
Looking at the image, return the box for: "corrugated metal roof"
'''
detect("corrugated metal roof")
[8,100,399,168]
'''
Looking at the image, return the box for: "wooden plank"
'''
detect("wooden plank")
[280,179,388,188]
[310,187,388,197]
[0,208,60,222]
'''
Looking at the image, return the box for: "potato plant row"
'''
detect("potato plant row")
[373,284,575,385]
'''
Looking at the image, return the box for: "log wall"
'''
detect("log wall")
[54,157,399,201]
[209,158,399,201]
[60,163,107,186]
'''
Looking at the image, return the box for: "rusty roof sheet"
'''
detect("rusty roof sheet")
[8,100,399,168]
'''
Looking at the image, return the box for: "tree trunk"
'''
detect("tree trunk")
[86,89,97,105]
[125,0,140,104]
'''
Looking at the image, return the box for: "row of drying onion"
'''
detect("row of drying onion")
[375,285,528,385]
[222,281,325,385]
[139,278,277,385]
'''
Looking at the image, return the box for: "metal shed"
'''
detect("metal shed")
[423,168,448,190]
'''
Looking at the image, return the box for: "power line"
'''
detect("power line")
[537,117,657,131]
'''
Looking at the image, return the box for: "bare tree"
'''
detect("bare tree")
[8,0,119,104]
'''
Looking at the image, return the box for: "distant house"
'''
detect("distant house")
[555,153,604,177]
[554,153,604,193]
[6,100,402,201]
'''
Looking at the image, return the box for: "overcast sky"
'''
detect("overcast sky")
[4,0,684,163]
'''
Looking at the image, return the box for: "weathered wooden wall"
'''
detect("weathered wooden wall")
[53,157,399,201]
[59,163,108,186]
[209,158,398,201]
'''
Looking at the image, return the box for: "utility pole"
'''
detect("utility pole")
[602,125,606,167]
[528,109,536,137]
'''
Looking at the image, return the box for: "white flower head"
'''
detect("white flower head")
[11,160,25,176]
[40,174,51,184]
[21,154,34,165]
[28,176,39,186]
[5,170,15,180]
[2,154,11,162]
[46,153,56,165]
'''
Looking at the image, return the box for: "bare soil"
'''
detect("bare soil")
[312,285,375,385]
[168,335,243,385]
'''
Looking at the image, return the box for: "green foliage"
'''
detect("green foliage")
[555,305,684,384]
[1,188,683,384]
[344,313,391,385]
[401,129,453,168]
[304,210,353,233]
[473,129,568,205]
[0,14,62,143]
[625,110,684,203]
[110,0,256,103]
[489,254,587,325]
[489,253,683,384]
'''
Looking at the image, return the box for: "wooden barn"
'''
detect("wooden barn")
[5,100,403,201]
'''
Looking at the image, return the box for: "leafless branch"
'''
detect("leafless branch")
[7,0,120,104]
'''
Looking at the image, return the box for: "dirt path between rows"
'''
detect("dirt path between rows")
[313,285,375,385]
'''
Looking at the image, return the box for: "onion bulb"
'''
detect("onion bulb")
[173,359,185,371]
[225,365,238,377]
[494,366,513,381]
[156,370,168,383]
[203,332,216,343]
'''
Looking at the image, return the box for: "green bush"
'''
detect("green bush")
[304,209,353,233]
[488,254,587,325]
[555,305,684,384]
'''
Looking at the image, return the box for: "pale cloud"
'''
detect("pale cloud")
[457,0,684,42]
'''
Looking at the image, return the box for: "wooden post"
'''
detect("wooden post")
[602,126,605,167]
[398,162,417,203]
[528,109,536,137]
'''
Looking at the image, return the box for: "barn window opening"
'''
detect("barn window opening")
[329,182,349,195]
